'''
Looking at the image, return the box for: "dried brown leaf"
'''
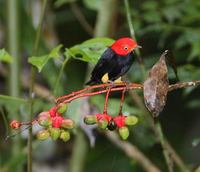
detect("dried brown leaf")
[143,50,169,117]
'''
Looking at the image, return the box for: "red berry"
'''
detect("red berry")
[10,120,21,129]
[96,114,112,122]
[38,112,52,127]
[61,119,75,129]
[104,114,112,122]
[55,112,62,116]
[49,107,57,117]
[52,116,63,128]
[113,116,126,128]
[38,111,50,117]
[96,114,103,120]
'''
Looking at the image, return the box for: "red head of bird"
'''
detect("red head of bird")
[110,37,140,56]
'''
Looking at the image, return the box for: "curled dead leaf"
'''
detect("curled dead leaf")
[143,50,169,117]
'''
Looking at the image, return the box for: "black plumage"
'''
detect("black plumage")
[86,48,134,85]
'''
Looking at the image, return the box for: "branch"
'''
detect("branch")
[55,80,200,105]
[55,82,143,103]
[61,83,142,104]
[169,80,200,91]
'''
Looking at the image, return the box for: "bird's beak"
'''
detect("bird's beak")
[136,45,142,49]
[130,45,142,52]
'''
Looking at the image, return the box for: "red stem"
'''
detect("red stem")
[55,83,142,104]
[21,120,37,126]
[61,84,143,104]
[119,88,126,115]
[103,87,111,114]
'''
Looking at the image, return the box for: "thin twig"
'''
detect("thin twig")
[169,80,200,91]
[61,83,143,104]
[55,82,142,103]
[119,88,126,115]
[28,1,47,172]
[103,86,111,114]
[57,80,200,105]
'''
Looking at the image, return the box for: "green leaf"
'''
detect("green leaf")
[83,0,101,10]
[67,38,115,64]
[28,44,63,72]
[0,49,13,63]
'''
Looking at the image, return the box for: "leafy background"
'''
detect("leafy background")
[0,0,200,172]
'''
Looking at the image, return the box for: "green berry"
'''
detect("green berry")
[49,128,61,140]
[36,130,50,140]
[84,115,97,125]
[57,103,68,114]
[60,130,70,142]
[125,116,138,126]
[119,126,129,140]
[38,112,52,127]
[97,119,108,130]
[61,119,75,129]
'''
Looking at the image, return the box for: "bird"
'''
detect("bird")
[86,37,141,85]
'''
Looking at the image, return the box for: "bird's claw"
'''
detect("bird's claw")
[107,80,116,88]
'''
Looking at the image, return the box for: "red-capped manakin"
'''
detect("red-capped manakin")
[86,37,141,85]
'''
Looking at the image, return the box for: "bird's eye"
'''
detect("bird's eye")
[124,46,128,50]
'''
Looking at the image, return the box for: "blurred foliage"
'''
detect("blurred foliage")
[0,49,13,63]
[0,0,200,172]
[28,44,63,72]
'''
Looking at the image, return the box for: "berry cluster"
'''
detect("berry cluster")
[10,103,75,142]
[84,113,138,140]
[10,85,140,141]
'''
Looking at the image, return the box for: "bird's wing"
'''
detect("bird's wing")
[91,48,117,82]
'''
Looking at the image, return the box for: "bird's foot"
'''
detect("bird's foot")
[107,80,116,88]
